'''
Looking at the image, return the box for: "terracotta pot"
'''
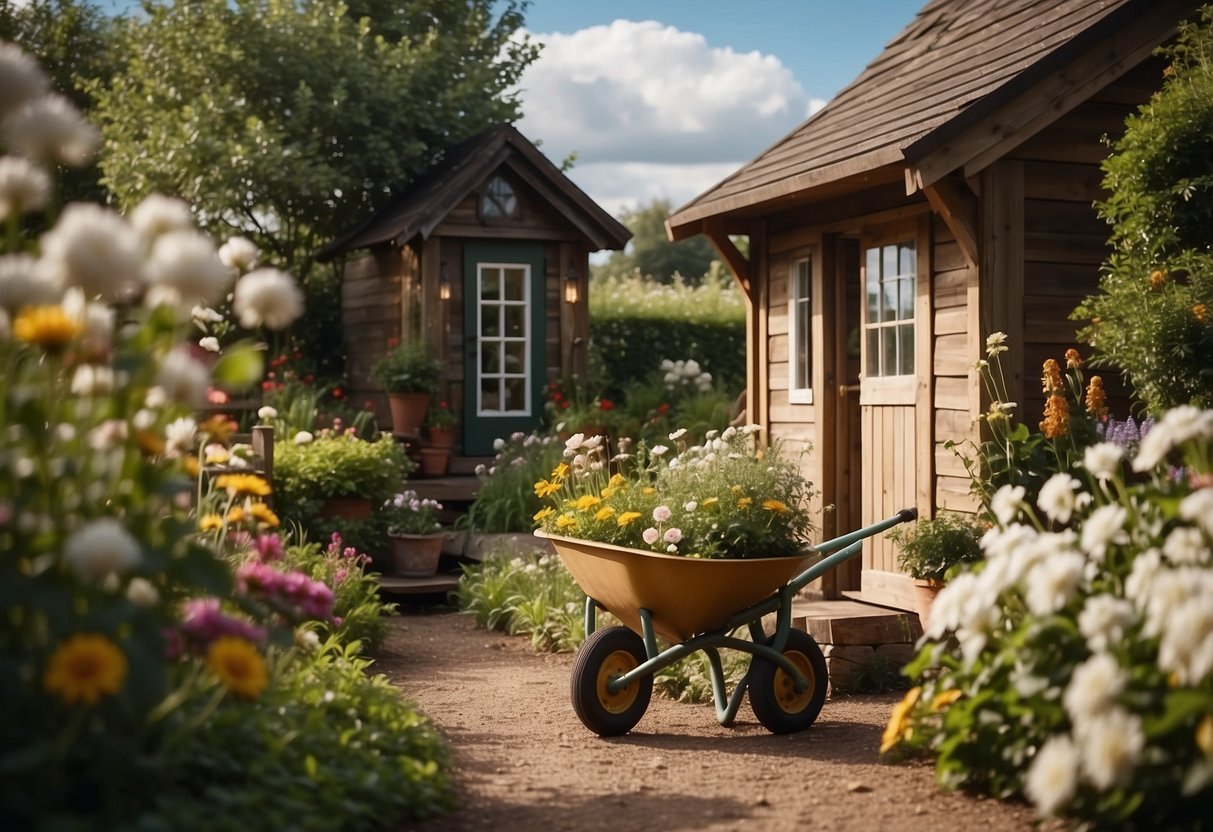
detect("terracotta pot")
[912,578,944,627]
[418,447,449,477]
[388,532,445,577]
[426,425,455,448]
[387,392,429,436]
[319,497,374,521]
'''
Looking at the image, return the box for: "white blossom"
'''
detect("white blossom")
[144,230,230,310]
[70,363,114,396]
[198,336,220,353]
[1157,595,1213,686]
[1037,473,1086,525]
[991,484,1027,526]
[0,42,49,116]
[125,576,159,608]
[4,93,98,166]
[64,518,142,580]
[1179,489,1213,537]
[154,348,210,408]
[163,416,197,459]
[128,194,194,242]
[651,444,669,456]
[39,203,143,301]
[294,431,314,445]
[257,405,278,421]
[191,305,224,324]
[1025,734,1079,817]
[1133,406,1213,472]
[642,527,659,545]
[1077,707,1144,790]
[0,253,58,313]
[1024,551,1086,615]
[217,236,259,273]
[1163,526,1209,566]
[1078,594,1136,653]
[668,428,687,441]
[1083,442,1124,481]
[1079,504,1128,562]
[232,267,303,330]
[1063,653,1126,724]
[0,155,50,221]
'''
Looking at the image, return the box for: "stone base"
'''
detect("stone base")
[790,600,922,693]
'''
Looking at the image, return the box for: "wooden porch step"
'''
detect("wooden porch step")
[789,599,923,692]
[378,574,461,595]
[407,475,480,503]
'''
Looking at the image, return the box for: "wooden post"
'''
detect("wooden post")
[978,160,1025,418]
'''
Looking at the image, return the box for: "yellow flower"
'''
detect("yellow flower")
[551,462,569,481]
[701,497,719,508]
[601,486,617,499]
[1085,375,1107,420]
[13,305,81,349]
[1195,303,1210,325]
[575,494,601,511]
[608,473,626,488]
[555,513,578,531]
[731,485,743,495]
[1064,348,1082,369]
[207,637,268,699]
[533,479,559,498]
[43,633,128,706]
[1039,392,1070,439]
[930,688,962,712]
[199,415,236,443]
[1195,714,1213,759]
[1041,358,1062,394]
[247,502,280,527]
[205,446,231,465]
[533,506,555,522]
[595,506,616,522]
[737,497,753,509]
[761,499,789,513]
[616,511,641,527]
[135,430,165,456]
[198,513,224,532]
[213,474,271,498]
[225,507,246,524]
[880,686,921,753]
[183,455,200,478]
[642,486,656,496]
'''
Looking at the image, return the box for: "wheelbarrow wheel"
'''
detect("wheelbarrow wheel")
[571,626,652,736]
[748,629,828,735]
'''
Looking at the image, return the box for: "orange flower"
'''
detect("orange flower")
[43,633,128,705]
[1195,303,1210,325]
[1041,358,1063,394]
[1085,376,1108,420]
[13,305,81,350]
[1149,269,1167,289]
[1040,392,1070,438]
[1064,348,1082,369]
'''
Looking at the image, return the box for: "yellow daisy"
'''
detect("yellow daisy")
[533,479,560,498]
[207,636,268,699]
[616,511,641,527]
[43,633,128,706]
[574,494,601,511]
[880,686,921,753]
[13,305,81,349]
[551,462,569,481]
[930,688,963,712]
[595,506,616,522]
[555,513,578,531]
[737,497,753,509]
[247,502,280,527]
[761,499,789,513]
[213,474,271,498]
[198,513,224,532]
[533,506,555,522]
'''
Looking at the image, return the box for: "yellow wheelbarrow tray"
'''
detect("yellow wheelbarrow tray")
[535,508,917,737]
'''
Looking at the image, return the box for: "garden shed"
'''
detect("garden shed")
[666,0,1197,609]
[318,124,631,457]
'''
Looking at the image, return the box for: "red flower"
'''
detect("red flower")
[261,381,275,391]
[599,399,614,411]
[332,387,344,399]
[207,388,229,404]
[387,336,400,349]
[657,402,671,414]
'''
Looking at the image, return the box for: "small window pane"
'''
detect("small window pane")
[899,243,915,275]
[480,344,500,374]
[481,269,500,300]
[882,280,898,323]
[480,378,500,412]
[504,305,525,336]
[480,307,500,337]
[865,249,880,324]
[898,276,915,320]
[503,341,525,370]
[898,324,915,375]
[503,268,526,300]
[882,328,898,377]
[866,329,880,375]
[883,245,898,277]
[504,378,526,411]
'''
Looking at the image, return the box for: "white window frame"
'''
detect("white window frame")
[787,256,814,405]
[475,261,531,417]
[859,222,922,406]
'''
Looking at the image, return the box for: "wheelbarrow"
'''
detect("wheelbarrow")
[535,508,917,736]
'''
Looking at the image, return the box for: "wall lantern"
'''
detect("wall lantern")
[563,265,580,304]
[438,264,452,301]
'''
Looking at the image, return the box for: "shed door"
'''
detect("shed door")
[462,242,545,455]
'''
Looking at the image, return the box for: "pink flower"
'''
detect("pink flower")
[652,506,672,523]
[664,527,682,544]
[642,527,659,545]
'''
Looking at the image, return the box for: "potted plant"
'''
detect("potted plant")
[382,490,445,576]
[424,399,457,449]
[888,511,985,625]
[371,337,442,435]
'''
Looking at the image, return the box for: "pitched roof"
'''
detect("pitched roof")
[317,124,630,260]
[667,0,1189,238]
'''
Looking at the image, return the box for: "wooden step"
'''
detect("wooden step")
[378,574,461,595]
[791,599,922,645]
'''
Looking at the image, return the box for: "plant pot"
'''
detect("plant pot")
[387,392,429,436]
[912,578,944,627]
[426,426,455,448]
[319,496,374,521]
[418,447,449,477]
[388,532,445,577]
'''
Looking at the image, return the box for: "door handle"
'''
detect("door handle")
[838,384,861,397]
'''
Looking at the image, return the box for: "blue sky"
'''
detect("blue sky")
[513,0,923,215]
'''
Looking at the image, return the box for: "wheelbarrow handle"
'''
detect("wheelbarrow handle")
[787,507,917,595]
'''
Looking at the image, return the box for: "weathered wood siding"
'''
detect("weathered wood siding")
[342,247,408,424]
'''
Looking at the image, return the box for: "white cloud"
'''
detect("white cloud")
[515,20,821,220]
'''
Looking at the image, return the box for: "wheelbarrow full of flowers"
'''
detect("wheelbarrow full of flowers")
[533,426,916,736]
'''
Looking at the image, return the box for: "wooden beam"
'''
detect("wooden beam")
[978,160,1026,416]
[703,220,752,296]
[923,178,979,268]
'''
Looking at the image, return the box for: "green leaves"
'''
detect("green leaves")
[210,339,265,392]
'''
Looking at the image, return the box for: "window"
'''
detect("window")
[863,239,915,378]
[479,175,519,220]
[476,262,531,416]
[788,256,813,403]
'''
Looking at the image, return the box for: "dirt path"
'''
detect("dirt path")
[376,610,1045,832]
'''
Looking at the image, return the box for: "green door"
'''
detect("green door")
[462,242,546,455]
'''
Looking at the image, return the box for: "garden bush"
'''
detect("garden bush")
[1075,8,1213,412]
[459,431,563,533]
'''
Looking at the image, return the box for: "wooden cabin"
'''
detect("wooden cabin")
[666,0,1197,610]
[318,124,631,458]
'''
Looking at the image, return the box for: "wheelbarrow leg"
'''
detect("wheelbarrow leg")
[704,646,750,727]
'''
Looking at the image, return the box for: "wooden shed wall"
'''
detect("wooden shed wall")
[343,247,408,422]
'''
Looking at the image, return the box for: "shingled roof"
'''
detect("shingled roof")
[667,0,1191,239]
[317,124,630,260]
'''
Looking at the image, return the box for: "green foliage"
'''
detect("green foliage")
[371,337,442,395]
[282,533,394,654]
[382,490,443,536]
[1075,9,1213,412]
[588,269,746,399]
[596,198,719,284]
[889,512,986,583]
[460,431,564,533]
[141,639,454,831]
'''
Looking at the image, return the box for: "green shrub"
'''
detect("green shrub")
[1075,9,1213,412]
[889,512,986,583]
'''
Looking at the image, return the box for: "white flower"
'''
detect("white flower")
[1179,489,1213,537]
[1063,653,1126,724]
[1163,526,1209,566]
[64,518,142,580]
[1037,473,1086,524]
[39,203,143,301]
[257,405,278,421]
[1024,551,1086,615]
[668,428,686,441]
[1133,406,1213,472]
[1083,442,1124,481]
[684,501,697,513]
[191,305,224,324]
[990,484,1027,526]
[78,300,115,358]
[563,433,584,452]
[663,527,682,544]
[163,417,197,459]
[666,544,678,553]
[0,155,50,221]
[128,194,194,242]
[198,336,220,353]
[985,331,1008,355]
[125,576,159,608]
[684,359,701,376]
[70,364,114,396]
[0,42,49,116]
[1080,505,1128,562]
[154,348,210,409]
[1025,734,1079,817]
[1139,567,1206,638]
[1078,594,1136,653]
[0,253,58,313]
[493,437,506,451]
[1077,707,1144,790]
[650,444,669,457]
[1124,547,1163,609]
[144,230,230,310]
[294,430,314,445]
[4,93,98,166]
[87,419,127,450]
[232,267,303,330]
[217,236,260,272]
[1157,595,1213,686]
[642,527,659,545]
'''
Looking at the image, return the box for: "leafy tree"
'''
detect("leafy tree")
[596,198,719,284]
[1075,7,1213,412]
